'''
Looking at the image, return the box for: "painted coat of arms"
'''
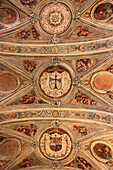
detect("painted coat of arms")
[49,135,62,152]
[40,66,72,98]
[40,128,72,160]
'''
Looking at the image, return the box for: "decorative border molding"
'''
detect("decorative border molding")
[0,37,113,56]
[0,108,113,126]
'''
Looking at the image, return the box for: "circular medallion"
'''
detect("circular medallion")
[39,65,72,98]
[0,72,20,93]
[90,140,112,163]
[35,123,76,165]
[0,138,21,160]
[39,2,72,35]
[94,3,113,21]
[0,6,19,25]
[91,1,113,24]
[90,71,113,93]
[35,62,76,103]
[39,128,72,161]
[36,0,75,38]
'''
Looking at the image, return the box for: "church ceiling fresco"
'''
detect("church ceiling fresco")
[0,0,113,169]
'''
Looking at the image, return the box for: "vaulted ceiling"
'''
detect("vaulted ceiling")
[0,0,113,169]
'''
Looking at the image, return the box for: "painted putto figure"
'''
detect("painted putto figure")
[23,60,37,72]
[73,125,87,135]
[15,124,37,136]
[76,59,91,72]
[19,94,35,104]
[77,26,89,37]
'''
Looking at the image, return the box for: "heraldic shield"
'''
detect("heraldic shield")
[49,71,62,90]
[39,128,72,159]
[49,135,62,152]
[39,65,72,98]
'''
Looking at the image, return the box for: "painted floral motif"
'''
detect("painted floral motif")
[15,124,37,136]
[76,59,91,72]
[39,2,72,34]
[11,113,18,118]
[92,42,102,49]
[93,114,100,119]
[23,60,37,73]
[48,11,63,27]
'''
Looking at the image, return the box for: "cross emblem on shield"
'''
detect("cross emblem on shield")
[49,71,62,90]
